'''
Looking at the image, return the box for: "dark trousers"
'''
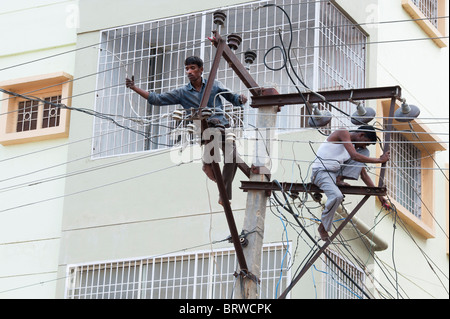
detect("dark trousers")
[203,126,238,200]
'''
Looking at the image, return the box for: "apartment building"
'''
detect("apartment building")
[0,0,448,299]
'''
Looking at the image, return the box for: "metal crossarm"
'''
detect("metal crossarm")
[250,86,402,108]
[240,181,387,196]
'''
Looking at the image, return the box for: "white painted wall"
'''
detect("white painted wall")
[1,0,447,299]
[0,0,78,298]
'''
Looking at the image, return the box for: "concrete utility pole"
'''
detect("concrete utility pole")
[235,94,279,299]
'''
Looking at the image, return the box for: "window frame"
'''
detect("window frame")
[0,72,72,145]
[402,0,448,48]
[377,99,447,238]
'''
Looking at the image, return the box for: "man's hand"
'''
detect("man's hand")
[379,151,390,163]
[126,76,135,90]
[238,94,248,105]
[125,76,149,100]
[378,196,392,210]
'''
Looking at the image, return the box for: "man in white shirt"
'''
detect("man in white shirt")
[311,125,390,241]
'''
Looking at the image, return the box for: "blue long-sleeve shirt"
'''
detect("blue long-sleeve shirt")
[147,78,242,126]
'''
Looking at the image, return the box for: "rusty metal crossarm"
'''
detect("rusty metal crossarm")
[210,162,249,274]
[240,181,386,197]
[250,86,402,108]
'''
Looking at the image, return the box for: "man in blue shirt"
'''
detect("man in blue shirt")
[126,56,247,204]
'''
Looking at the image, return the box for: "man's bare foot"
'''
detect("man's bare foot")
[202,163,216,182]
[318,223,330,241]
[336,176,350,187]
[336,181,350,186]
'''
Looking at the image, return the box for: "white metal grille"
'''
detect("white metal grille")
[65,243,291,299]
[323,249,366,299]
[411,0,439,28]
[385,131,422,218]
[317,2,367,129]
[93,0,366,158]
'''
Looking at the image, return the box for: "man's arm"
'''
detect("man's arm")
[216,80,247,106]
[126,76,149,100]
[332,129,390,164]
[360,167,390,208]
[126,76,181,106]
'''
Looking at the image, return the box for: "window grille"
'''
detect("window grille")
[65,243,291,299]
[93,0,366,158]
[16,100,39,132]
[323,249,366,299]
[42,96,62,128]
[411,0,439,28]
[384,131,422,218]
[16,95,62,132]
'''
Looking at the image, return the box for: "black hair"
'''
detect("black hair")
[354,125,377,143]
[185,56,203,68]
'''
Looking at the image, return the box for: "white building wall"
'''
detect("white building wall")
[0,1,78,298]
[57,0,449,299]
[1,0,447,299]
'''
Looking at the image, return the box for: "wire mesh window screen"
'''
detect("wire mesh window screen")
[323,249,366,299]
[385,131,422,218]
[93,0,366,158]
[65,243,291,299]
[411,0,439,28]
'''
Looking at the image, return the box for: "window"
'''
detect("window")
[0,72,72,145]
[64,243,291,299]
[15,95,62,132]
[93,0,366,158]
[411,0,440,27]
[379,100,447,238]
[402,0,447,47]
[322,249,366,299]
[386,131,422,218]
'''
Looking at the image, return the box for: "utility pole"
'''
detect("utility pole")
[204,24,280,298]
[235,90,279,299]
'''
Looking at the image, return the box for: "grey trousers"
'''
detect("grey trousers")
[311,148,369,232]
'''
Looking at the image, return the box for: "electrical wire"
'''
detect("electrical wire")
[0,87,178,148]
[0,158,197,215]
[1,1,448,300]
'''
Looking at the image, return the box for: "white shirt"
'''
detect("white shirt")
[311,138,350,171]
